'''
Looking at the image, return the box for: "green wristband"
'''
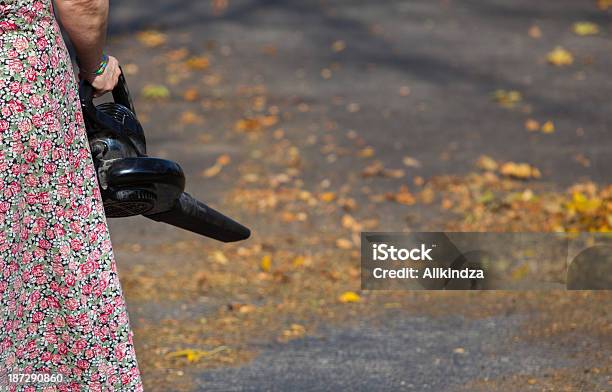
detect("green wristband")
[79,53,109,76]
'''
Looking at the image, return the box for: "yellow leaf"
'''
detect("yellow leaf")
[261,255,272,272]
[211,250,228,264]
[166,346,229,363]
[569,192,602,214]
[292,256,306,268]
[476,155,499,171]
[358,147,375,158]
[499,162,541,180]
[511,263,531,280]
[331,40,346,53]
[320,192,337,203]
[493,89,522,108]
[339,291,361,303]
[137,30,167,47]
[142,84,170,100]
[547,46,574,67]
[541,120,555,134]
[572,22,599,36]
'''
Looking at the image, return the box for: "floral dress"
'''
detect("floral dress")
[0,1,142,390]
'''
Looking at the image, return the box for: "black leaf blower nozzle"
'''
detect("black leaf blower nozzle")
[79,71,250,242]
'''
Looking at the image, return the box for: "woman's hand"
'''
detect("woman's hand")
[86,55,121,97]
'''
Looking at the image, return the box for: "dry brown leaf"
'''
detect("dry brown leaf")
[524,118,540,132]
[183,88,200,102]
[217,154,231,166]
[186,56,210,70]
[528,25,542,39]
[393,186,416,205]
[335,238,353,250]
[202,163,223,178]
[179,111,204,125]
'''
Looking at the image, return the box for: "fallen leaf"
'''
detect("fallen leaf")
[524,118,540,132]
[476,155,498,171]
[341,214,363,232]
[598,0,612,10]
[362,161,385,177]
[183,88,200,101]
[335,238,353,250]
[166,347,229,363]
[402,156,422,168]
[528,25,542,39]
[260,255,272,272]
[202,163,223,178]
[493,90,522,108]
[358,147,375,158]
[186,56,210,70]
[280,324,306,341]
[211,250,228,264]
[572,21,599,36]
[137,30,167,47]
[234,115,278,132]
[320,192,337,203]
[142,84,170,100]
[166,48,189,61]
[179,111,204,125]
[499,162,541,180]
[331,40,346,53]
[547,46,574,67]
[217,154,231,166]
[339,291,361,303]
[541,120,555,134]
[393,186,416,205]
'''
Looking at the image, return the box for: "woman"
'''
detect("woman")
[1,0,142,390]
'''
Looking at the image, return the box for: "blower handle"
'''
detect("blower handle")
[146,192,251,243]
[111,69,137,115]
[79,67,134,119]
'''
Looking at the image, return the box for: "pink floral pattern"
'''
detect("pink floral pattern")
[0,1,142,390]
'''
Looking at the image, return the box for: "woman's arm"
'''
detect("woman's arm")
[53,0,120,95]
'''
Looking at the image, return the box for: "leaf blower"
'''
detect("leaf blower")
[79,72,250,242]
